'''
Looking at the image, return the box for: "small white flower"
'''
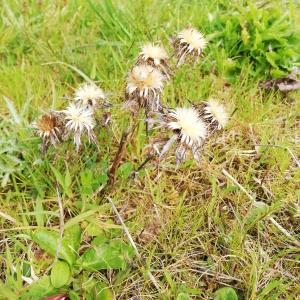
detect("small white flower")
[173,27,207,65]
[126,65,165,113]
[62,103,96,151]
[150,106,208,164]
[74,83,106,108]
[197,99,229,132]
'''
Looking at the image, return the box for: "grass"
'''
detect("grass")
[0,0,300,299]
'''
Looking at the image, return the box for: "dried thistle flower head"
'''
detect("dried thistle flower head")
[150,107,208,164]
[62,103,96,151]
[137,44,171,78]
[173,27,207,66]
[74,83,106,109]
[197,99,229,133]
[126,64,165,113]
[33,112,63,152]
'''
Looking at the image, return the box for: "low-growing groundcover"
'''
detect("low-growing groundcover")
[1,0,300,299]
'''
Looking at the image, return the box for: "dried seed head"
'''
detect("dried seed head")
[196,99,228,132]
[173,27,207,66]
[62,103,96,151]
[126,64,165,113]
[150,106,208,164]
[33,112,63,152]
[167,107,207,147]
[137,44,171,78]
[140,44,168,65]
[74,83,106,109]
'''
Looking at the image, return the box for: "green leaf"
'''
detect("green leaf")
[215,287,238,300]
[258,280,282,298]
[64,165,72,196]
[85,222,105,237]
[50,164,72,196]
[244,202,270,231]
[50,260,71,288]
[85,218,122,237]
[0,282,18,300]
[64,208,104,229]
[177,293,191,300]
[64,224,82,252]
[32,229,77,266]
[78,238,135,271]
[19,276,58,300]
[34,198,44,227]
[91,234,109,246]
[265,52,278,68]
[95,282,114,300]
[50,165,65,188]
[69,291,81,300]
[117,162,133,179]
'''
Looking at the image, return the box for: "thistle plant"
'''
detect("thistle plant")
[149,106,208,164]
[33,82,109,153]
[74,83,107,110]
[136,44,171,79]
[173,27,207,66]
[125,64,165,115]
[32,26,228,176]
[62,103,97,152]
[195,99,229,134]
[33,111,64,153]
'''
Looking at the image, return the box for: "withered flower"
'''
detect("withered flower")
[196,99,229,133]
[62,103,96,151]
[150,106,208,164]
[125,65,165,114]
[33,112,64,152]
[173,27,207,66]
[137,44,171,78]
[74,83,106,109]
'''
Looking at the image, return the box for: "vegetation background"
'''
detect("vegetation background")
[0,0,299,299]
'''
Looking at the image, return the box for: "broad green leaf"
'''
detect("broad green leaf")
[50,260,71,288]
[78,238,135,271]
[94,282,114,300]
[85,222,105,237]
[79,277,114,300]
[215,287,238,300]
[85,219,121,237]
[19,276,58,300]
[32,229,77,266]
[69,291,80,300]
[91,234,109,246]
[64,224,82,252]
[69,291,81,300]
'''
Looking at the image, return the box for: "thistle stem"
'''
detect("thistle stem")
[108,120,138,186]
[133,154,155,176]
